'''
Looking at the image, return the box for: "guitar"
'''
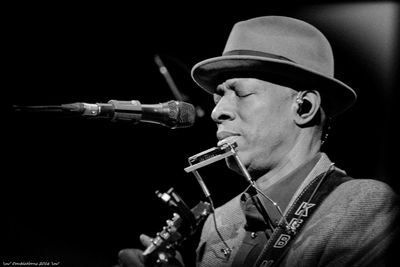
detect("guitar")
[142,188,211,266]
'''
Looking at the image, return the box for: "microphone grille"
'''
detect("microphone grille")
[168,101,196,128]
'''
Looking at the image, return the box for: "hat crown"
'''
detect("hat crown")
[223,16,334,77]
[191,15,357,117]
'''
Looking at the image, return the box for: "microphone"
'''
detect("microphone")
[14,100,196,129]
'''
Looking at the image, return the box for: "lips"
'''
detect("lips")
[217,131,240,146]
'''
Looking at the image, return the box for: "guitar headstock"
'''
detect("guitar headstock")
[142,188,210,266]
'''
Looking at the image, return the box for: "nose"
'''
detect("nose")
[211,95,236,123]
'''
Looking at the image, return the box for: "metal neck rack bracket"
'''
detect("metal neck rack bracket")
[184,142,255,198]
[184,142,289,231]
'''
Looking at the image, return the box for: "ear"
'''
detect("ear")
[293,90,321,126]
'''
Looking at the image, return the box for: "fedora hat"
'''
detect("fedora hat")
[191,16,357,117]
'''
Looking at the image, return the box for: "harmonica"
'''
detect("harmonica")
[184,142,238,173]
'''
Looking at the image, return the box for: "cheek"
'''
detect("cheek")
[245,106,293,152]
[237,92,294,149]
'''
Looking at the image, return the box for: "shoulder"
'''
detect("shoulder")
[296,178,399,241]
[311,178,399,238]
[337,178,396,194]
[284,179,399,266]
[316,178,399,227]
[327,178,399,209]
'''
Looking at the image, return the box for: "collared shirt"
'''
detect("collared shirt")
[197,153,335,267]
[232,154,322,266]
[197,153,398,267]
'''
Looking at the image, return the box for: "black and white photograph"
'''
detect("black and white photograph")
[3,2,399,267]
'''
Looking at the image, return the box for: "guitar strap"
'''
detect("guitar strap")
[252,167,351,267]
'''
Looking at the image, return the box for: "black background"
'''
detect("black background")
[3,2,399,267]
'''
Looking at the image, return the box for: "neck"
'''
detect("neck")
[255,130,321,190]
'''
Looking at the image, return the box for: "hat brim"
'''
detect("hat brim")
[191,55,357,117]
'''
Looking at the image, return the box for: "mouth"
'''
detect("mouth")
[217,131,240,147]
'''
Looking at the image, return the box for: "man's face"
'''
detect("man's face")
[212,78,298,177]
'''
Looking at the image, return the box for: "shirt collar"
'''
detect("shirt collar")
[240,153,324,229]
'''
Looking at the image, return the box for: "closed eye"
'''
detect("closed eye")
[237,92,254,98]
[233,84,254,98]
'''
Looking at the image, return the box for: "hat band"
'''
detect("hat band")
[223,49,295,63]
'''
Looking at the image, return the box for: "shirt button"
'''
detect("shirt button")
[251,232,257,239]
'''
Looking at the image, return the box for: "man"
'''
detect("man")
[118,16,398,267]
